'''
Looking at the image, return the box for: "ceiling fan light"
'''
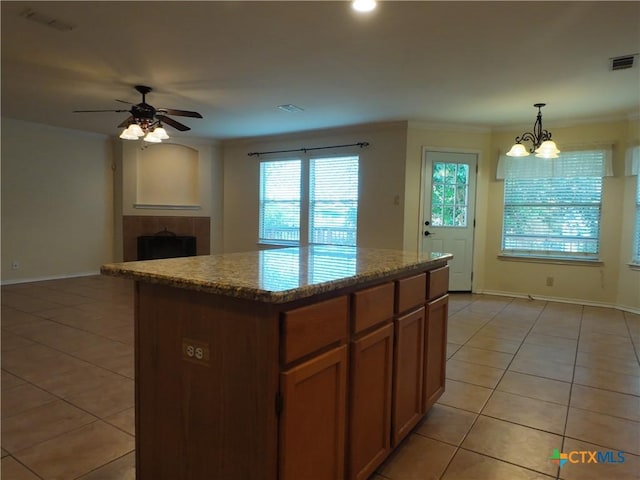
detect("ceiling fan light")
[128,123,145,137]
[143,132,162,143]
[506,143,529,157]
[152,126,170,140]
[119,128,139,140]
[534,140,560,158]
[352,0,377,12]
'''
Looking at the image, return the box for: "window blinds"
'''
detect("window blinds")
[309,156,359,246]
[501,150,606,258]
[259,156,359,246]
[633,178,640,264]
[259,160,301,243]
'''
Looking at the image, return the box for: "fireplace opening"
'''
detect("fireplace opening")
[137,229,197,261]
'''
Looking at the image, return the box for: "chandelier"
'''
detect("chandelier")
[506,103,560,159]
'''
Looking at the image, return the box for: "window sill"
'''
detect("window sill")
[258,240,300,248]
[628,263,640,271]
[498,254,603,266]
[134,203,201,210]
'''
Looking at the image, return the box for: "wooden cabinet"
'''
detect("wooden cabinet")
[391,307,425,446]
[132,261,449,480]
[281,296,349,363]
[348,323,394,480]
[279,346,348,480]
[423,294,448,412]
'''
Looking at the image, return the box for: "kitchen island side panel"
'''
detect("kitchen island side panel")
[135,282,280,480]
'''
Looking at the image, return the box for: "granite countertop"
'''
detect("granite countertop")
[100,245,452,303]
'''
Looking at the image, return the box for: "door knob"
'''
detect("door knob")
[424,230,433,237]
[424,220,430,226]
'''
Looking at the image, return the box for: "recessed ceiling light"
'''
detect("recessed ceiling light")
[277,104,305,113]
[352,0,377,13]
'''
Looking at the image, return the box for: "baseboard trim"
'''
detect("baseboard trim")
[473,289,640,315]
[1,271,100,286]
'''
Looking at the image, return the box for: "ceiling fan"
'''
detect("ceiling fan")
[73,85,203,141]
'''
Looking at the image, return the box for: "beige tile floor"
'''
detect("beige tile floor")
[1,275,639,479]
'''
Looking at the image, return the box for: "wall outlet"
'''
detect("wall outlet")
[11,260,20,270]
[182,338,210,366]
[546,276,554,287]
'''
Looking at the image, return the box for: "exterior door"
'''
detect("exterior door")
[421,150,477,291]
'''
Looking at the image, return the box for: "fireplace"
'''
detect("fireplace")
[123,215,210,262]
[137,229,197,261]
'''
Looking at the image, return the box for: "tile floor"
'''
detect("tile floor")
[1,275,639,479]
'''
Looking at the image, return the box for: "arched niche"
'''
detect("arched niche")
[136,143,199,208]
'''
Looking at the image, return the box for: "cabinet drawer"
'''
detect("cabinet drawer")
[352,283,394,334]
[395,273,426,313]
[282,296,349,363]
[426,266,449,301]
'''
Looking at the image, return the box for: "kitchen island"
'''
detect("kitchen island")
[101,246,452,480]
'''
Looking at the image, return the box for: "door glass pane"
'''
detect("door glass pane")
[431,162,469,227]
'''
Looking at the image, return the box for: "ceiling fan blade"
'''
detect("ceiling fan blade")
[115,99,133,105]
[117,116,134,128]
[157,114,191,131]
[157,108,203,118]
[73,109,130,113]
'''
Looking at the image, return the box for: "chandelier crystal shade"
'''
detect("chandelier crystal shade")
[506,103,560,159]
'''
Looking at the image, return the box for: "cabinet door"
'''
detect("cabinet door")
[349,323,394,480]
[279,345,347,480]
[423,295,448,412]
[392,307,425,446]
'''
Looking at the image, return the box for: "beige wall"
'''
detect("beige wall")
[1,118,113,282]
[2,116,637,311]
[484,119,639,311]
[617,118,640,311]
[404,123,493,292]
[119,138,215,218]
[221,122,408,253]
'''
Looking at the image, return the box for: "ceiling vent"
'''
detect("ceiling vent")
[610,54,637,71]
[19,8,76,32]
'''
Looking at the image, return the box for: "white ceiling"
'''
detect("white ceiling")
[2,1,639,140]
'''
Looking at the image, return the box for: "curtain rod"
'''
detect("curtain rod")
[247,141,370,157]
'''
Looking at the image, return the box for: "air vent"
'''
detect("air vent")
[611,54,637,71]
[19,8,76,32]
[277,104,305,113]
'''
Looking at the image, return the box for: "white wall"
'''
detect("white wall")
[221,122,408,253]
[1,118,113,282]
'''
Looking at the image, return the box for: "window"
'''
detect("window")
[259,156,359,246]
[499,150,609,260]
[259,160,301,243]
[431,161,470,227]
[633,176,640,264]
